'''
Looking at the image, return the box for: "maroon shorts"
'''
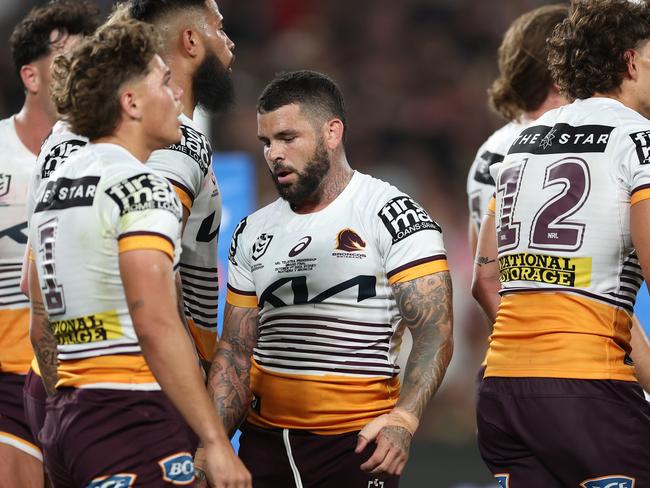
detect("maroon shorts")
[0,372,42,461]
[239,422,400,488]
[41,388,198,488]
[477,377,650,487]
[22,368,47,445]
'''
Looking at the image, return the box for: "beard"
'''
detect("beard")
[272,139,331,206]
[192,50,235,114]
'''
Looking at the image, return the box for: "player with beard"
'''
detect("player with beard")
[200,70,454,487]
[129,0,235,367]
[0,2,99,486]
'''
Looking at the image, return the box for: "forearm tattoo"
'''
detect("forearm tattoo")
[31,295,58,396]
[207,305,259,436]
[393,271,454,420]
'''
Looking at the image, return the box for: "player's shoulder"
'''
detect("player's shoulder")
[37,122,88,180]
[156,113,213,177]
[240,197,286,234]
[468,121,524,188]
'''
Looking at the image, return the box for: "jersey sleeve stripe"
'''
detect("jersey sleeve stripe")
[487,195,496,214]
[118,232,174,260]
[226,287,258,308]
[387,255,448,285]
[171,184,193,211]
[631,184,650,206]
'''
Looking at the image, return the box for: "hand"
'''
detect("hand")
[202,441,251,488]
[355,408,418,477]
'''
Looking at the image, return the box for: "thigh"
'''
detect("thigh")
[0,443,44,488]
[291,431,399,488]
[46,389,198,487]
[477,379,563,488]
[0,372,42,461]
[22,369,47,445]
[239,422,296,488]
[511,379,650,487]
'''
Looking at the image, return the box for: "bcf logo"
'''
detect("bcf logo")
[159,452,195,485]
[581,476,635,488]
[86,473,136,488]
[368,480,384,488]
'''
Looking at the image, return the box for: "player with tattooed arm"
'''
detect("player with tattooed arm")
[198,70,453,487]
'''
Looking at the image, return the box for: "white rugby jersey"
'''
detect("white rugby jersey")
[26,121,88,218]
[227,171,448,433]
[466,121,523,232]
[147,113,221,360]
[30,143,182,390]
[0,116,37,374]
[486,97,650,381]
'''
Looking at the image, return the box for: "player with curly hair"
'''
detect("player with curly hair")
[473,1,650,485]
[0,2,99,485]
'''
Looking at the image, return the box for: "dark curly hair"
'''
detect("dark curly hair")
[488,4,568,121]
[548,0,650,100]
[9,0,100,76]
[51,19,163,140]
[258,70,347,142]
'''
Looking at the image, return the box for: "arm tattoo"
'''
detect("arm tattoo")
[207,305,259,436]
[392,271,453,420]
[475,255,496,267]
[31,294,58,396]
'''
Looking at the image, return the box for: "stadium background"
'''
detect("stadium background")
[2,1,649,486]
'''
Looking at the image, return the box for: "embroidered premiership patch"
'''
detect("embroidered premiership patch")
[86,473,136,487]
[581,475,635,488]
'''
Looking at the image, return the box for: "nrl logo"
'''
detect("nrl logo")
[252,233,273,261]
[0,174,11,198]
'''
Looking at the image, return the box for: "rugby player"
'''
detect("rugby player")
[25,0,237,433]
[466,4,568,254]
[473,0,650,485]
[0,1,98,485]
[29,19,249,487]
[129,0,236,367]
[202,70,453,487]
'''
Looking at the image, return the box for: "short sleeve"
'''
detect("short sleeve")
[625,128,650,205]
[147,123,212,212]
[104,172,182,261]
[376,194,448,285]
[226,217,257,308]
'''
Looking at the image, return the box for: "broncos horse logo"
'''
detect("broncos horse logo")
[336,229,366,252]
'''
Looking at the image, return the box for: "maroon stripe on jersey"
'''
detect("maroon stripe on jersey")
[166,178,195,203]
[185,305,218,319]
[631,183,650,195]
[256,345,388,361]
[179,262,218,273]
[386,254,447,280]
[118,231,174,250]
[188,316,217,329]
[227,284,256,296]
[182,295,218,310]
[179,270,218,282]
[260,314,389,328]
[182,288,217,302]
[260,329,390,345]
[257,337,389,351]
[253,357,398,377]
[0,266,22,272]
[259,322,391,337]
[181,279,219,292]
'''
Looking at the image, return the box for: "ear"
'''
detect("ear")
[324,118,344,150]
[119,88,142,121]
[19,64,40,94]
[180,28,202,59]
[625,49,639,81]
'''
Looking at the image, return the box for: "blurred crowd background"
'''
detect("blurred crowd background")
[0,1,562,486]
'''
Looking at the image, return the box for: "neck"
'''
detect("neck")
[13,96,56,155]
[524,90,566,122]
[594,85,639,113]
[93,131,153,164]
[292,156,354,214]
[167,53,196,119]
